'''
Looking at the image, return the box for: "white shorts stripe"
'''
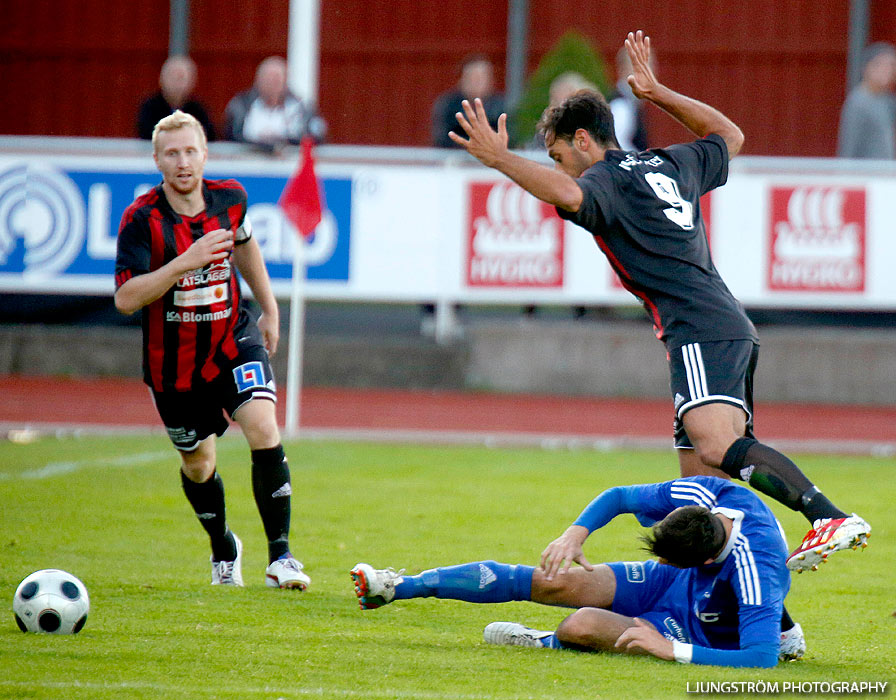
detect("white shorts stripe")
[692,344,709,396]
[682,345,698,400]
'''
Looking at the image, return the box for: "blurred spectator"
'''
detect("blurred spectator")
[432,55,506,148]
[424,55,505,334]
[609,45,651,152]
[137,56,216,141]
[225,56,326,149]
[838,42,896,159]
[529,72,598,149]
[524,73,598,320]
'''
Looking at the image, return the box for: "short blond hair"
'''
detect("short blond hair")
[152,110,207,153]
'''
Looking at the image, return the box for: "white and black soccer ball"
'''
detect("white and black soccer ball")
[13,569,89,634]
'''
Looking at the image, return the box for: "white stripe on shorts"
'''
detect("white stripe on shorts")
[682,343,709,401]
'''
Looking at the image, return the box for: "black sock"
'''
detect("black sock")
[781,606,794,632]
[720,437,847,522]
[180,469,236,561]
[251,444,291,563]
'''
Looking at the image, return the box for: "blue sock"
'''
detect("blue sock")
[393,561,534,603]
[540,633,565,649]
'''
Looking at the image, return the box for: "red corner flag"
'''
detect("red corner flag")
[279,136,323,238]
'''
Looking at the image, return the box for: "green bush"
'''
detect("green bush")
[512,30,612,147]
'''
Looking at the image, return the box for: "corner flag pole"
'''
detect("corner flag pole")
[278,137,323,439]
[284,235,305,438]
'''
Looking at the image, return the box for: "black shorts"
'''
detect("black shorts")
[669,340,758,449]
[151,338,277,452]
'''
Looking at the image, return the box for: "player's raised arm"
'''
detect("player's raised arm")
[449,98,584,211]
[625,30,744,159]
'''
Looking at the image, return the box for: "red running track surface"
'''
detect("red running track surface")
[3,375,896,454]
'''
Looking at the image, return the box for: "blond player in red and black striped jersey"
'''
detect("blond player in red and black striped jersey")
[115,110,310,591]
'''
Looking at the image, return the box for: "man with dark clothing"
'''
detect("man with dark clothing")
[136,56,216,141]
[432,54,505,149]
[115,110,309,590]
[446,31,870,572]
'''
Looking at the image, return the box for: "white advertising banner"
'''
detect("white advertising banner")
[2,142,895,310]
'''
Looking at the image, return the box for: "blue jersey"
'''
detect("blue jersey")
[574,476,789,667]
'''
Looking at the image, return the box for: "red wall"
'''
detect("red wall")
[3,1,894,156]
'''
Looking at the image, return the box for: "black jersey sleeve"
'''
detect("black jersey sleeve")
[555,163,615,230]
[114,209,151,289]
[663,133,729,196]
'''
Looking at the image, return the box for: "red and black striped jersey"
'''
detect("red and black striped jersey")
[115,179,254,392]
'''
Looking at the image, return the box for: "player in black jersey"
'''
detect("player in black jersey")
[115,111,310,590]
[448,31,870,575]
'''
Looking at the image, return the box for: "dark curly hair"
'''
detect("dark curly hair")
[641,505,726,568]
[536,90,619,149]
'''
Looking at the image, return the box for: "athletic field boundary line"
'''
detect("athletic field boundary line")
[2,421,894,457]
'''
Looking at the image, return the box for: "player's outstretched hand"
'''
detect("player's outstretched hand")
[615,617,674,661]
[449,98,509,168]
[625,30,660,101]
[183,228,234,269]
[540,525,593,581]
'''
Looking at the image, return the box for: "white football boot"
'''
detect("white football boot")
[265,556,311,590]
[779,622,806,661]
[483,621,552,648]
[211,533,244,586]
[350,563,404,610]
[787,514,871,572]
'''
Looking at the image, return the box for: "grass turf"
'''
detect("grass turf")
[0,435,893,699]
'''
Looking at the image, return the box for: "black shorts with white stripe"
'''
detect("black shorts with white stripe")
[151,339,277,452]
[669,340,758,449]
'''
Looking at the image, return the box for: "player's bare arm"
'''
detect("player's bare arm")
[232,236,280,355]
[625,30,744,159]
[449,98,584,211]
[540,525,593,581]
[114,228,234,315]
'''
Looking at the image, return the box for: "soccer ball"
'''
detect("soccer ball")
[13,569,89,634]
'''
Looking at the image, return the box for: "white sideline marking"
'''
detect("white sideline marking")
[0,451,170,481]
[0,680,549,700]
[2,421,895,457]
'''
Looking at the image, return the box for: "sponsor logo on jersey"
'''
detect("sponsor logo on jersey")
[768,186,866,292]
[166,307,233,323]
[466,181,564,288]
[662,616,689,642]
[173,282,229,307]
[177,260,231,288]
[623,561,646,583]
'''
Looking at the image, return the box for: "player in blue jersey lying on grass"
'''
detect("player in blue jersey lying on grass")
[352,476,804,668]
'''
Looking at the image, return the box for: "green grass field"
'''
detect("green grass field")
[0,435,893,700]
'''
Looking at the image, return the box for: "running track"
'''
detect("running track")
[2,375,896,455]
